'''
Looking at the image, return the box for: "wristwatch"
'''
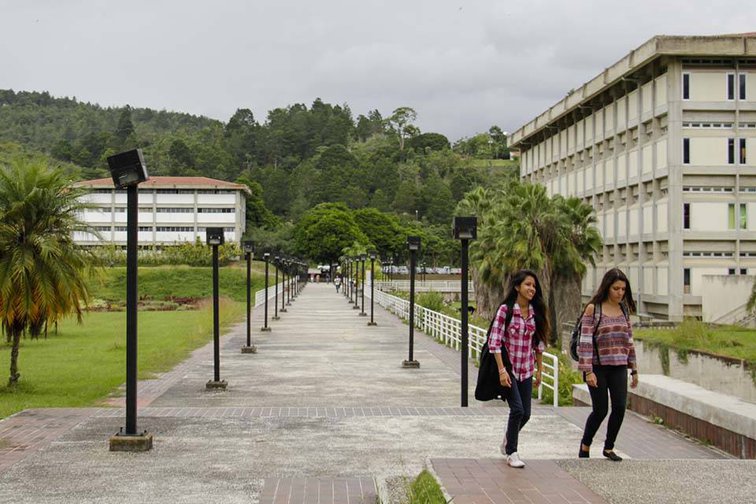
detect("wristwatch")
[630,370,638,376]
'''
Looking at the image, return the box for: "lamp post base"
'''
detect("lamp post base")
[241,345,257,354]
[280,308,287,313]
[367,321,377,326]
[402,360,420,369]
[359,312,367,316]
[352,305,360,309]
[260,326,271,332]
[206,380,228,390]
[109,430,153,452]
[272,316,280,320]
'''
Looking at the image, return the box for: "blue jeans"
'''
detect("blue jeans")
[502,376,532,455]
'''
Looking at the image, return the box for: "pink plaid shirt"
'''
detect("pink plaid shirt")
[488,303,544,381]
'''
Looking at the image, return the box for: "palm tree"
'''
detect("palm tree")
[0,158,94,386]
[457,180,602,344]
[550,195,603,345]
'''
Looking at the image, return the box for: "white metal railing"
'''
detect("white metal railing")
[254,276,298,307]
[371,288,559,407]
[376,280,474,293]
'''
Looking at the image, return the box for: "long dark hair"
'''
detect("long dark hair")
[502,269,550,347]
[588,268,637,313]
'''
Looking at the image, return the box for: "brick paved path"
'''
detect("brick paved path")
[259,477,376,504]
[0,283,733,504]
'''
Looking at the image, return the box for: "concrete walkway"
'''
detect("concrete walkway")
[0,283,752,504]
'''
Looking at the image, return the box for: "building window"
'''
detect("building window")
[727,73,735,100]
[729,203,748,229]
[683,138,690,164]
[683,203,690,229]
[138,226,153,232]
[728,138,735,164]
[683,268,691,293]
[197,208,235,213]
[682,73,690,99]
[740,74,747,100]
[741,268,748,275]
[740,138,747,164]
[728,268,736,275]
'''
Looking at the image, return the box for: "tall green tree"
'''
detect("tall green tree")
[387,107,417,151]
[293,203,369,264]
[0,158,94,386]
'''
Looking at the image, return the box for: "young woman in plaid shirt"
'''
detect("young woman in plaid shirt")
[578,268,638,461]
[489,269,550,468]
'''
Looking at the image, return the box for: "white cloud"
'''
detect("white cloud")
[1,0,754,141]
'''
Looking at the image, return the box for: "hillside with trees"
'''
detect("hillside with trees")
[0,89,518,263]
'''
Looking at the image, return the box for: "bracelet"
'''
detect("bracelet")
[498,369,507,375]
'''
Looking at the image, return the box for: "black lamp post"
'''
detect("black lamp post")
[347,257,354,303]
[403,236,421,368]
[261,253,271,332]
[368,252,377,326]
[205,228,228,390]
[279,258,288,313]
[454,216,477,407]
[241,240,257,354]
[359,254,367,316]
[107,149,152,452]
[272,256,280,320]
[285,259,292,306]
[353,257,360,310]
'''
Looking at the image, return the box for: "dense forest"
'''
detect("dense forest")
[0,89,518,264]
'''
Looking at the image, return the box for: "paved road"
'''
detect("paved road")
[0,283,752,504]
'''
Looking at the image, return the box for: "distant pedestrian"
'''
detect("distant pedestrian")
[334,275,342,293]
[488,269,549,468]
[578,268,638,461]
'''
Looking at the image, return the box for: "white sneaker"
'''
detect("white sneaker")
[507,452,525,468]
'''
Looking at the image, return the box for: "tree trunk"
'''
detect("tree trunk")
[8,329,21,386]
[552,273,584,353]
[472,268,505,320]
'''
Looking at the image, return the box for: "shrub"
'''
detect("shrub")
[90,241,241,267]
[534,349,583,407]
[416,291,445,312]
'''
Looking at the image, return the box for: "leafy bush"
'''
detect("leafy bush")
[90,241,242,267]
[534,349,583,407]
[416,291,445,312]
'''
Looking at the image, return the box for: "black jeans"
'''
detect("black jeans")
[581,365,628,451]
[502,376,532,455]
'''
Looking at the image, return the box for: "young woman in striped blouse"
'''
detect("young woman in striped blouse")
[578,268,639,461]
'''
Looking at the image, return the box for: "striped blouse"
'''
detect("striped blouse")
[577,308,637,373]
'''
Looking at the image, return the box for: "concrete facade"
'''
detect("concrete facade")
[510,34,756,320]
[73,176,249,247]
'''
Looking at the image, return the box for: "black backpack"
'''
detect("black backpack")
[474,302,514,401]
[569,302,628,361]
[569,303,602,362]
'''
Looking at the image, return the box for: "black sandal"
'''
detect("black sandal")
[602,449,622,461]
[579,444,590,458]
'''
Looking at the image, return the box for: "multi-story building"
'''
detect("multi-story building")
[73,176,249,247]
[509,34,756,320]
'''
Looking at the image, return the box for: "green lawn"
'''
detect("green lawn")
[634,319,756,367]
[0,299,245,419]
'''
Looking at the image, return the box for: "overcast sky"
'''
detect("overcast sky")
[1,1,754,141]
